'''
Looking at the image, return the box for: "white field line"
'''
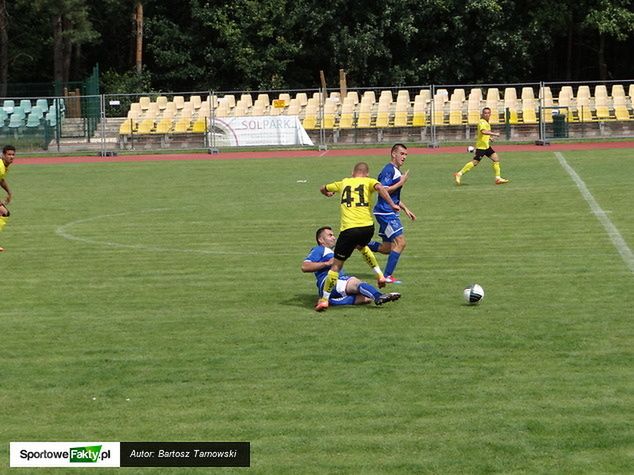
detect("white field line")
[555,152,634,274]
[55,208,288,256]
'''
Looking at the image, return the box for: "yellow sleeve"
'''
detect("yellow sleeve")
[325,180,342,193]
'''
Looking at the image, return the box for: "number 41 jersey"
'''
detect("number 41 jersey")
[325,176,380,231]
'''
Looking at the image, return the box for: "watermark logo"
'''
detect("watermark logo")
[10,442,119,468]
[70,445,103,463]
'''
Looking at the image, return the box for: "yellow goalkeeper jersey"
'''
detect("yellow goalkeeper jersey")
[0,160,6,181]
[325,176,380,231]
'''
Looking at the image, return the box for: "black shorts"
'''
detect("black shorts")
[334,225,374,261]
[474,147,495,161]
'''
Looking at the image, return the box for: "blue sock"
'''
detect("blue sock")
[358,282,381,301]
[368,241,381,252]
[384,251,401,276]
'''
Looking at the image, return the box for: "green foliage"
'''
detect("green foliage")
[101,68,152,95]
[2,0,633,91]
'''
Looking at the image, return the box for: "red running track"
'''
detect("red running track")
[14,141,634,166]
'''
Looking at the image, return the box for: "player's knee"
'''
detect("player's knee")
[393,236,406,252]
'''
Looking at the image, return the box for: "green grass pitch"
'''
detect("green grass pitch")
[1,147,632,473]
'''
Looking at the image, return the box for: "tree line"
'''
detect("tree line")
[1,0,632,96]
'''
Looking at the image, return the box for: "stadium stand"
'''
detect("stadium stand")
[112,83,633,144]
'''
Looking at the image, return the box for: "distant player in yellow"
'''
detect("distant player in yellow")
[316,162,400,312]
[0,145,16,252]
[453,107,509,185]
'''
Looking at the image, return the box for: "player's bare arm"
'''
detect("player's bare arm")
[0,179,11,204]
[319,185,335,197]
[375,183,400,212]
[301,258,333,273]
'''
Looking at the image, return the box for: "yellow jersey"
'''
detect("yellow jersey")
[325,176,380,231]
[0,160,6,181]
[475,118,491,150]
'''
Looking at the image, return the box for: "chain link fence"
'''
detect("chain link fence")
[1,80,632,154]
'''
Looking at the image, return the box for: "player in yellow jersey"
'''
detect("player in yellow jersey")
[453,107,509,186]
[0,145,16,252]
[315,162,400,312]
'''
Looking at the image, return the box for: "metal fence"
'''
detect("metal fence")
[1,79,632,154]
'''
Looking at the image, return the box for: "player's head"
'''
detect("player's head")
[2,144,15,165]
[481,107,492,120]
[391,143,408,167]
[315,226,335,247]
[352,161,369,177]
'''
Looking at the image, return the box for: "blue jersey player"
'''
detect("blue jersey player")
[368,143,416,283]
[302,226,400,309]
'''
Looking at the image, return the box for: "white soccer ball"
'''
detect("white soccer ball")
[463,284,484,305]
[467,145,475,153]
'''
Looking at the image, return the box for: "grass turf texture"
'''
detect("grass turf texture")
[1,148,632,474]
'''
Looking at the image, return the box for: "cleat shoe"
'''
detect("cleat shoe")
[384,275,402,284]
[314,299,329,312]
[377,276,387,289]
[453,173,462,186]
[0,246,4,252]
[375,292,402,306]
[495,177,509,185]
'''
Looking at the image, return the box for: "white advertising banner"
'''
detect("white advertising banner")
[10,442,121,468]
[209,115,314,147]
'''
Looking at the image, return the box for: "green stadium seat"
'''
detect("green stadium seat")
[8,114,24,128]
[3,99,15,113]
[25,114,42,128]
[19,99,32,114]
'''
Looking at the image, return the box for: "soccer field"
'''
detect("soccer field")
[2,146,633,473]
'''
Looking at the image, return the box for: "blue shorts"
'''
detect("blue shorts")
[318,275,356,306]
[375,214,404,241]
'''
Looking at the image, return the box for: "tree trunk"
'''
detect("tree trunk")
[135,1,143,73]
[0,0,8,96]
[53,15,65,84]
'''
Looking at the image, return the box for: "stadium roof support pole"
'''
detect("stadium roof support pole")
[428,84,439,148]
[318,86,327,151]
[536,81,550,146]
[208,89,219,154]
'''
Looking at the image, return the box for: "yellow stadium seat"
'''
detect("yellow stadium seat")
[191,118,207,133]
[611,84,625,98]
[156,96,168,110]
[412,96,427,127]
[139,96,151,111]
[173,118,191,133]
[119,119,136,134]
[448,99,464,125]
[576,97,593,122]
[393,101,409,127]
[295,92,308,107]
[239,94,253,108]
[522,107,537,124]
[356,102,373,127]
[521,87,535,102]
[577,85,590,99]
[154,118,172,134]
[361,90,376,105]
[220,94,236,109]
[594,96,610,120]
[173,96,185,110]
[286,99,301,116]
[613,96,630,120]
[137,118,154,134]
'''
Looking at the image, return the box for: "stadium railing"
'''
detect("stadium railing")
[2,79,633,154]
